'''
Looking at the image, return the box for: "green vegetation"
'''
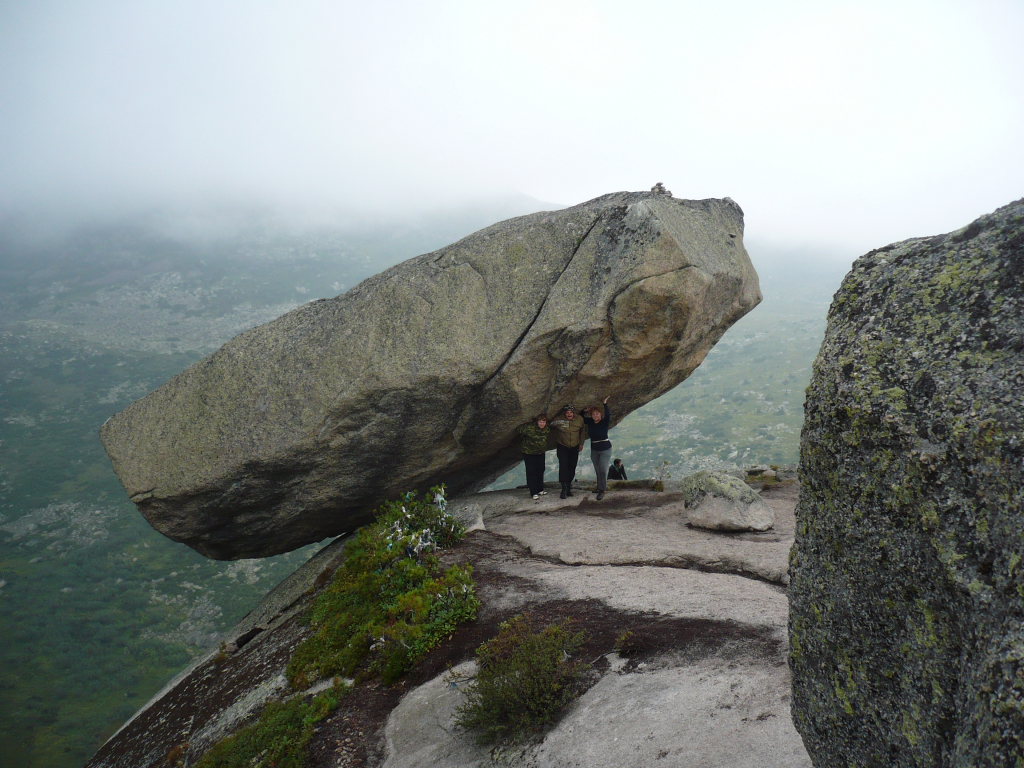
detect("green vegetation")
[455,614,591,744]
[613,629,641,657]
[194,488,476,768]
[287,488,477,688]
[0,329,325,768]
[195,679,349,768]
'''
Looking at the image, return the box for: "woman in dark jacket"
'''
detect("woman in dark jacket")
[583,396,612,499]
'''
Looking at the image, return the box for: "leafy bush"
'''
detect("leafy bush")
[455,613,590,744]
[195,680,347,768]
[287,486,478,688]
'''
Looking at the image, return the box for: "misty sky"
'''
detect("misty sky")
[1,0,1022,254]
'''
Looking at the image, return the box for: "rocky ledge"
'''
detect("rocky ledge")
[86,481,808,768]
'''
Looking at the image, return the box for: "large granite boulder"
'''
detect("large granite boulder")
[789,199,1024,767]
[100,191,760,559]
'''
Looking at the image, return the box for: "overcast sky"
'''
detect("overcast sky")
[1,0,1022,254]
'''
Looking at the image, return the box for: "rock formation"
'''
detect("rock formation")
[100,191,760,559]
[679,470,775,532]
[85,482,808,768]
[789,199,1024,766]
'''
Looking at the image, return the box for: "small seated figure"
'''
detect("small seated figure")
[608,458,628,481]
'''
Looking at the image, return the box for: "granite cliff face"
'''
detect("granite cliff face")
[789,199,1024,766]
[100,191,760,559]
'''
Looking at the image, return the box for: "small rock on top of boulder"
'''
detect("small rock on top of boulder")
[679,470,775,532]
[789,198,1024,767]
[100,191,761,559]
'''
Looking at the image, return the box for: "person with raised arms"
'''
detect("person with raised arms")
[583,396,613,500]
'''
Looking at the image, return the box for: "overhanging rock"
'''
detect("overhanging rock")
[100,191,761,558]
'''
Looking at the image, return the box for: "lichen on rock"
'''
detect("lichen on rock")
[788,198,1024,767]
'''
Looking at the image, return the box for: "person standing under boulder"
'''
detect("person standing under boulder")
[549,404,586,499]
[517,415,551,500]
[583,397,613,499]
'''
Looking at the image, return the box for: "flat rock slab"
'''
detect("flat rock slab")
[385,655,808,768]
[384,522,807,768]
[449,482,795,584]
[87,486,806,768]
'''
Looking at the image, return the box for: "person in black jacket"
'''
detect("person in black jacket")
[608,458,627,481]
[583,396,613,499]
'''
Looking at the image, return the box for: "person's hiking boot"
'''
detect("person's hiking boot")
[566,485,574,497]
[559,484,567,499]
[532,494,540,500]
[539,490,547,495]
[597,491,605,500]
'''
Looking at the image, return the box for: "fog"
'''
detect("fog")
[2,0,1022,256]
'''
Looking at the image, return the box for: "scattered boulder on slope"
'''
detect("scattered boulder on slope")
[679,470,775,532]
[788,199,1024,767]
[99,191,760,559]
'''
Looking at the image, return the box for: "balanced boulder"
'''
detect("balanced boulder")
[680,470,774,532]
[100,191,761,559]
[789,199,1024,767]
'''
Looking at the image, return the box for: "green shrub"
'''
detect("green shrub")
[613,629,641,657]
[195,680,347,768]
[455,613,590,744]
[287,486,478,688]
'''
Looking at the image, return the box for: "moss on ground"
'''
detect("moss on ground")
[194,680,348,768]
